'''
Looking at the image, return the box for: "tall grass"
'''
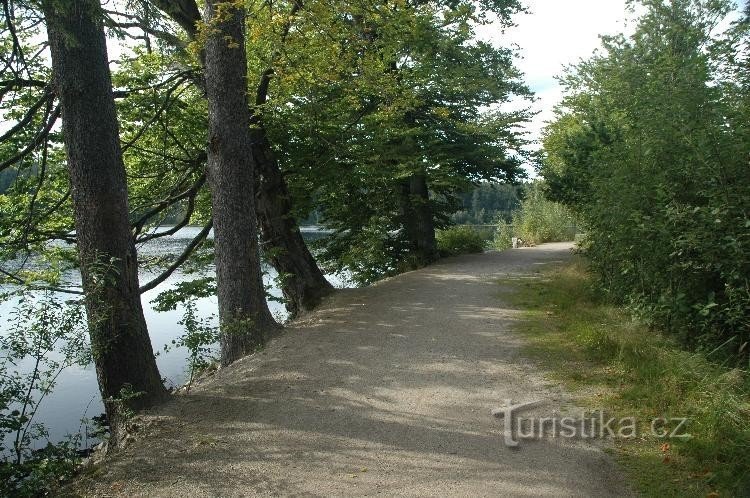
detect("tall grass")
[494,182,577,249]
[505,260,750,497]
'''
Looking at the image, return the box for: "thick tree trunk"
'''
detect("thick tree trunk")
[152,0,332,319]
[251,128,334,317]
[399,172,438,265]
[203,0,277,366]
[409,173,437,259]
[43,0,167,436]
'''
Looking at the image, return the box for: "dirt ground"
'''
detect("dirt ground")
[70,243,634,497]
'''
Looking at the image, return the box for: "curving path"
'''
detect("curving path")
[74,243,633,497]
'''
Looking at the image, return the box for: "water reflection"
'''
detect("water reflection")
[0,226,344,445]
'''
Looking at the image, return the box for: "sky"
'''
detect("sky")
[476,0,635,155]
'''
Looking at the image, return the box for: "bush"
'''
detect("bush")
[1,292,91,497]
[493,222,515,250]
[436,226,487,256]
[541,1,750,357]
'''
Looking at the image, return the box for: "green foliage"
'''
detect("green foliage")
[151,278,217,312]
[507,261,750,497]
[541,0,750,357]
[160,300,218,389]
[493,222,515,250]
[0,16,72,267]
[0,292,90,497]
[436,226,487,256]
[315,222,404,286]
[112,48,211,235]
[511,182,577,245]
[151,279,219,388]
[492,181,577,248]
[267,0,532,282]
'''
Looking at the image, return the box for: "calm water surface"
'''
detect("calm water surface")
[0,226,344,446]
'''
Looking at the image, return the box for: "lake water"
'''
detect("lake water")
[0,226,345,448]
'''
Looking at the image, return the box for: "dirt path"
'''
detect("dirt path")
[75,243,633,497]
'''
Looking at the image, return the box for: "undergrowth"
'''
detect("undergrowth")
[436,226,488,256]
[504,259,750,497]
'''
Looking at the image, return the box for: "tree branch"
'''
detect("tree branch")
[150,0,201,40]
[102,9,187,50]
[0,267,84,295]
[0,104,60,172]
[255,0,303,106]
[0,90,52,142]
[132,167,207,239]
[139,219,213,294]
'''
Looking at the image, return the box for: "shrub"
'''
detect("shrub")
[541,0,750,357]
[493,222,515,250]
[1,292,91,497]
[436,226,487,256]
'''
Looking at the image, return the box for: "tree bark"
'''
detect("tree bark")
[251,128,334,317]
[152,0,333,318]
[43,0,167,437]
[203,0,277,366]
[399,172,438,265]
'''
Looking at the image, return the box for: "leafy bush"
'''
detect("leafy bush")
[316,222,407,286]
[436,226,487,256]
[493,222,515,250]
[152,281,219,389]
[542,0,750,358]
[0,293,91,497]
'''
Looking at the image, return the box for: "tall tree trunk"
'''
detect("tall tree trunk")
[399,172,438,265]
[43,0,167,437]
[251,128,334,317]
[409,172,437,260]
[152,0,333,318]
[203,0,277,366]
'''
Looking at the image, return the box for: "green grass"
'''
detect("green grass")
[502,259,750,497]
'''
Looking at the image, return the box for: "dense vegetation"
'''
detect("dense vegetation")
[435,225,488,256]
[542,0,750,360]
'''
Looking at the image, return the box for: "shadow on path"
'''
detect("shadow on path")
[75,243,633,497]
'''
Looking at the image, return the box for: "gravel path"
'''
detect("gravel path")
[74,243,633,497]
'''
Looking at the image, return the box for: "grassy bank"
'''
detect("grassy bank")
[503,259,750,497]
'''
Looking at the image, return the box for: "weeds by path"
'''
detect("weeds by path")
[502,259,750,497]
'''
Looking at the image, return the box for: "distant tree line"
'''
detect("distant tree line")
[449,182,524,225]
[0,168,16,192]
